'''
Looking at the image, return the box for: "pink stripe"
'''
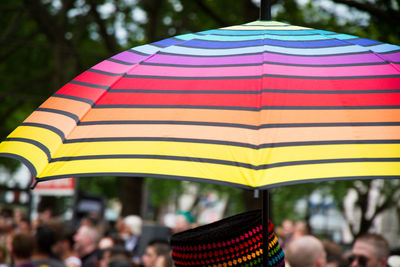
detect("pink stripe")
[112,51,148,64]
[144,52,400,66]
[92,60,134,74]
[128,63,400,77]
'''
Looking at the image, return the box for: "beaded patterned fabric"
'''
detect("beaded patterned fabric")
[170,210,284,267]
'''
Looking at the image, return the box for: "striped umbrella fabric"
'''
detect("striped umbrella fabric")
[1,20,400,189]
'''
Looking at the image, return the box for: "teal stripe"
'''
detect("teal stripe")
[201,29,335,36]
[179,33,359,42]
[159,44,370,56]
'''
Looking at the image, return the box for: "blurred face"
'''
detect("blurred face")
[173,215,190,233]
[142,246,158,267]
[349,241,383,267]
[282,220,294,236]
[73,226,92,256]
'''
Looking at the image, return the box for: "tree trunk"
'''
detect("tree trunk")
[120,177,144,216]
[242,189,262,210]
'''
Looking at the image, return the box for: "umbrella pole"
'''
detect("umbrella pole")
[262,189,270,266]
[260,0,271,21]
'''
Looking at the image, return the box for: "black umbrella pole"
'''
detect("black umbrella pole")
[260,0,271,21]
[262,189,270,266]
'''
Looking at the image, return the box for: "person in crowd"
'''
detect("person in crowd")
[0,244,9,267]
[98,236,115,250]
[0,207,14,265]
[16,215,31,234]
[74,224,100,267]
[11,232,35,267]
[99,246,133,267]
[286,235,326,267]
[291,221,309,240]
[31,224,66,267]
[56,225,82,267]
[172,212,193,234]
[170,210,284,267]
[279,219,294,249]
[32,198,57,230]
[323,239,345,267]
[141,240,172,267]
[121,215,142,262]
[348,233,389,267]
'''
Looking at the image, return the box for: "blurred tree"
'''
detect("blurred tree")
[271,179,400,241]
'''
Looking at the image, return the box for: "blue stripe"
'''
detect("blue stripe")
[154,38,185,47]
[345,38,381,46]
[178,38,351,49]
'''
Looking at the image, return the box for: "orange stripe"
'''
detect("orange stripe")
[82,108,400,124]
[40,97,91,118]
[24,111,76,136]
[67,124,400,144]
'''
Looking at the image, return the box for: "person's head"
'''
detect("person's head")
[34,224,58,256]
[173,214,191,234]
[42,220,65,258]
[282,219,294,237]
[99,245,132,267]
[349,234,389,267]
[286,235,326,267]
[37,197,57,221]
[11,232,35,262]
[55,224,77,259]
[74,224,100,257]
[17,216,31,233]
[123,215,142,237]
[292,221,309,238]
[323,239,344,267]
[98,236,115,250]
[170,210,284,267]
[142,240,171,267]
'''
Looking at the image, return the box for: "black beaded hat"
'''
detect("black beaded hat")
[170,210,284,267]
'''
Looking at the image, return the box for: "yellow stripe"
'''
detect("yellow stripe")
[38,158,255,186]
[0,141,49,175]
[53,142,400,166]
[7,126,63,155]
[256,162,400,187]
[38,159,400,188]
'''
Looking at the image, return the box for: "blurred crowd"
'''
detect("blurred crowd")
[275,219,399,267]
[0,201,196,267]
[0,203,399,267]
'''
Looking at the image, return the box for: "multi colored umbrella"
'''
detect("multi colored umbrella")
[1,20,400,190]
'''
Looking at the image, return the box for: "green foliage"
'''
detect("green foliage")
[145,178,245,215]
[77,176,120,199]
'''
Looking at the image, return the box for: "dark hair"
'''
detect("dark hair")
[147,239,171,257]
[37,197,57,215]
[108,260,132,267]
[35,225,56,255]
[12,233,35,259]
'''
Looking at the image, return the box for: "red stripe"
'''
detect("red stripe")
[266,76,400,91]
[57,83,106,102]
[112,77,400,91]
[96,92,400,107]
[74,71,122,86]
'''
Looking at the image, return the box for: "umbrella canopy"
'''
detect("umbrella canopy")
[1,20,400,189]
